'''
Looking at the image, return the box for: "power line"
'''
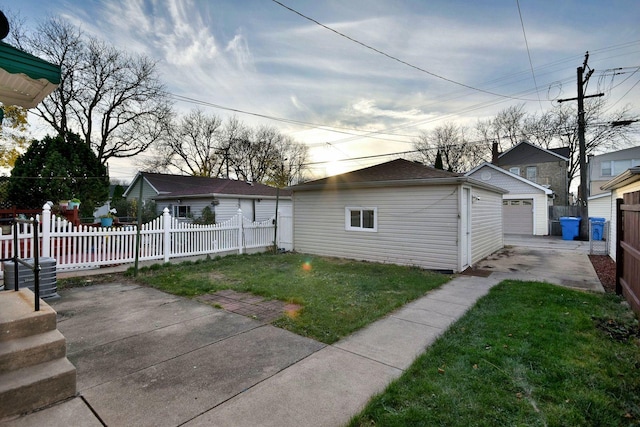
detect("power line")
[516,0,543,112]
[271,0,540,102]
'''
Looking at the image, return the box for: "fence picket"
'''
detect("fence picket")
[0,204,290,273]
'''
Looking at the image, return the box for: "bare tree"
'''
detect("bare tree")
[144,113,309,185]
[474,104,527,153]
[414,122,474,173]
[21,17,172,164]
[474,100,638,192]
[151,109,224,177]
[229,126,281,183]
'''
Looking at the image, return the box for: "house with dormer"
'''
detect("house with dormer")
[492,141,570,206]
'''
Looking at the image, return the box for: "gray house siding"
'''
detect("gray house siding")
[293,185,463,272]
[470,187,504,264]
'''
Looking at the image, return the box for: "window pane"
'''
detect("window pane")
[613,160,631,176]
[523,200,532,205]
[509,167,520,176]
[362,210,375,228]
[601,161,612,176]
[350,210,361,227]
[526,167,537,181]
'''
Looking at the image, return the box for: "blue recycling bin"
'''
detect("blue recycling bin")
[589,217,605,241]
[559,217,581,241]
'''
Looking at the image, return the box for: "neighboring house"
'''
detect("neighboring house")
[466,162,552,235]
[588,146,640,197]
[600,166,640,262]
[123,172,291,223]
[492,141,570,206]
[289,159,506,273]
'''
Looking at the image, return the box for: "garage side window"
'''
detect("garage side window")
[345,207,377,232]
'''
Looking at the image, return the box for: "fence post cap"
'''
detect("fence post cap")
[42,203,52,211]
[163,207,170,214]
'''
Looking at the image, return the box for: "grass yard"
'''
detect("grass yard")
[349,280,640,427]
[127,252,450,344]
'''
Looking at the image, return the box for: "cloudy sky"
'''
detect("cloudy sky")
[4,0,640,181]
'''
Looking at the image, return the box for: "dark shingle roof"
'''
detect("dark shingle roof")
[138,173,290,198]
[497,141,569,165]
[293,158,460,189]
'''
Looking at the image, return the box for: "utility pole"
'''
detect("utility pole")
[557,52,603,240]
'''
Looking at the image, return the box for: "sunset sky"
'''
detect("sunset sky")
[3,0,639,181]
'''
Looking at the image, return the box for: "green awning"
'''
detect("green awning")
[0,41,61,108]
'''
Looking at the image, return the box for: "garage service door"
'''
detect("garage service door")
[503,199,533,234]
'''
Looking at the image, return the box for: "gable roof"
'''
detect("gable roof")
[124,172,290,199]
[291,158,506,193]
[497,141,569,165]
[600,166,640,191]
[465,162,552,194]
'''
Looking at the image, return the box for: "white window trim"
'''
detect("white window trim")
[174,205,191,218]
[345,207,378,232]
[509,167,521,176]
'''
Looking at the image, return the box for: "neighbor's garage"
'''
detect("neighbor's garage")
[503,199,533,234]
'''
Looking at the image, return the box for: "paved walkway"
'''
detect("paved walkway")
[3,235,603,427]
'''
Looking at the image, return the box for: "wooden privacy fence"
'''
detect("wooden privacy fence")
[616,191,640,316]
[0,205,292,272]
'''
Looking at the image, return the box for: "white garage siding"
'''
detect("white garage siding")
[466,164,550,236]
[471,187,504,265]
[293,185,461,272]
[588,193,612,222]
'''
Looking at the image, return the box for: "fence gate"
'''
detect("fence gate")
[616,191,640,315]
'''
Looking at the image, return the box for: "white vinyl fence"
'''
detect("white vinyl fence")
[0,205,293,272]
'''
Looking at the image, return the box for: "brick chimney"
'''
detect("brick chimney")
[491,142,499,164]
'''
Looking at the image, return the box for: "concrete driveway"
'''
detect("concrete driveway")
[475,234,604,292]
[4,235,603,426]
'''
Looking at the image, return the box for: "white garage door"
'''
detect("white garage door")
[503,199,533,234]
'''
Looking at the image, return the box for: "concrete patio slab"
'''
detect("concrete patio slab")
[184,346,402,427]
[70,310,258,390]
[2,397,102,427]
[82,325,324,427]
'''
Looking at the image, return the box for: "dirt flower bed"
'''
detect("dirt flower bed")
[589,255,616,293]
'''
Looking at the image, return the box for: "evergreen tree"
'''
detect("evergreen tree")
[434,150,444,170]
[7,132,109,218]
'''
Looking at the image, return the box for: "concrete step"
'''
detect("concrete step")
[0,289,56,342]
[0,329,67,375]
[0,358,77,420]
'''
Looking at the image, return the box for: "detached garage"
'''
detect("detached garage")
[290,159,506,273]
[466,162,552,235]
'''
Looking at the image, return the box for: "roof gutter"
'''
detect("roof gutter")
[153,193,291,201]
[290,176,507,194]
[600,166,640,191]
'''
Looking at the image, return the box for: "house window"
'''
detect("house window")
[173,205,191,218]
[602,159,640,177]
[509,167,521,176]
[526,167,537,182]
[345,207,377,232]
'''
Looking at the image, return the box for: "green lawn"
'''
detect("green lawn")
[126,252,450,344]
[349,280,640,427]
